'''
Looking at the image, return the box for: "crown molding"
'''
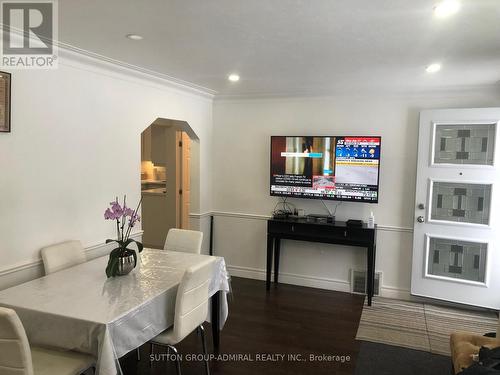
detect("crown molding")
[0,25,216,99]
[57,42,217,99]
[213,83,500,102]
[4,25,499,102]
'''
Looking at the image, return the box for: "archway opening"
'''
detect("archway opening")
[140,118,200,248]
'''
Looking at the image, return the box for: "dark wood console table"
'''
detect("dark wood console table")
[266,217,377,306]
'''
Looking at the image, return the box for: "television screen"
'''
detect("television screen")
[270,136,381,202]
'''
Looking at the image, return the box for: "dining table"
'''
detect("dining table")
[0,248,230,375]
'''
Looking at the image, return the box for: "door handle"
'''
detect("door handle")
[417,216,425,223]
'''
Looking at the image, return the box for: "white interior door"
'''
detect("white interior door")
[411,108,500,309]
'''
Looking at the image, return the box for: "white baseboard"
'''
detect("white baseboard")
[227,264,351,292]
[380,285,411,300]
[0,231,143,291]
[227,264,411,300]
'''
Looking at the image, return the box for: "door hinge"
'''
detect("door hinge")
[179,141,182,147]
[179,189,182,195]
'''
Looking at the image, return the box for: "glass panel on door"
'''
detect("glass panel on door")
[434,123,496,165]
[427,237,487,283]
[430,181,491,225]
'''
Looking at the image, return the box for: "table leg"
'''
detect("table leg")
[274,238,281,284]
[266,235,274,291]
[211,291,220,354]
[372,243,377,300]
[367,245,375,306]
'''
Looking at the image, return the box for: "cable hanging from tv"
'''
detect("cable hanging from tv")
[322,199,342,218]
[272,197,295,218]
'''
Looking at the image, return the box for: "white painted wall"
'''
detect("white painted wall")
[2,45,498,301]
[0,48,213,284]
[212,88,500,298]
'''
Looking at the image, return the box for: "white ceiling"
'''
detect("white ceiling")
[59,0,500,97]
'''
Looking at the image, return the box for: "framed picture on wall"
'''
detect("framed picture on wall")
[0,72,11,133]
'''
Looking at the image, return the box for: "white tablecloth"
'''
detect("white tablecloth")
[0,249,230,375]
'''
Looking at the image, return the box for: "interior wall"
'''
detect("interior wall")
[212,88,500,298]
[0,49,213,277]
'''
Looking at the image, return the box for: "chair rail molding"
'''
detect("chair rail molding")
[190,210,413,234]
[0,231,143,291]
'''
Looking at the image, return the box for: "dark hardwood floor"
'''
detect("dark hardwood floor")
[121,277,365,375]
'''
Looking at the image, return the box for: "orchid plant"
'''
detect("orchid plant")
[104,195,143,277]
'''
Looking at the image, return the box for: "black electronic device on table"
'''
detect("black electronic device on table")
[307,214,335,223]
[346,219,364,227]
[272,213,289,220]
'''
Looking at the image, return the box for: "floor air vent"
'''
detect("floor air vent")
[350,269,381,295]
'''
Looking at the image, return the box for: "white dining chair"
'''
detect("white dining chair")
[0,307,95,375]
[150,257,215,375]
[40,240,86,275]
[163,229,203,254]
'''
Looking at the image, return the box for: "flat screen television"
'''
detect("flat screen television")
[270,136,381,203]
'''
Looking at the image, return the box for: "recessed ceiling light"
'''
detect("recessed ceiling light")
[126,34,143,40]
[228,74,240,82]
[426,63,442,73]
[433,0,460,18]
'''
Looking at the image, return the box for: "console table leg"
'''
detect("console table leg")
[367,245,375,306]
[274,238,281,284]
[266,235,274,291]
[372,243,377,303]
